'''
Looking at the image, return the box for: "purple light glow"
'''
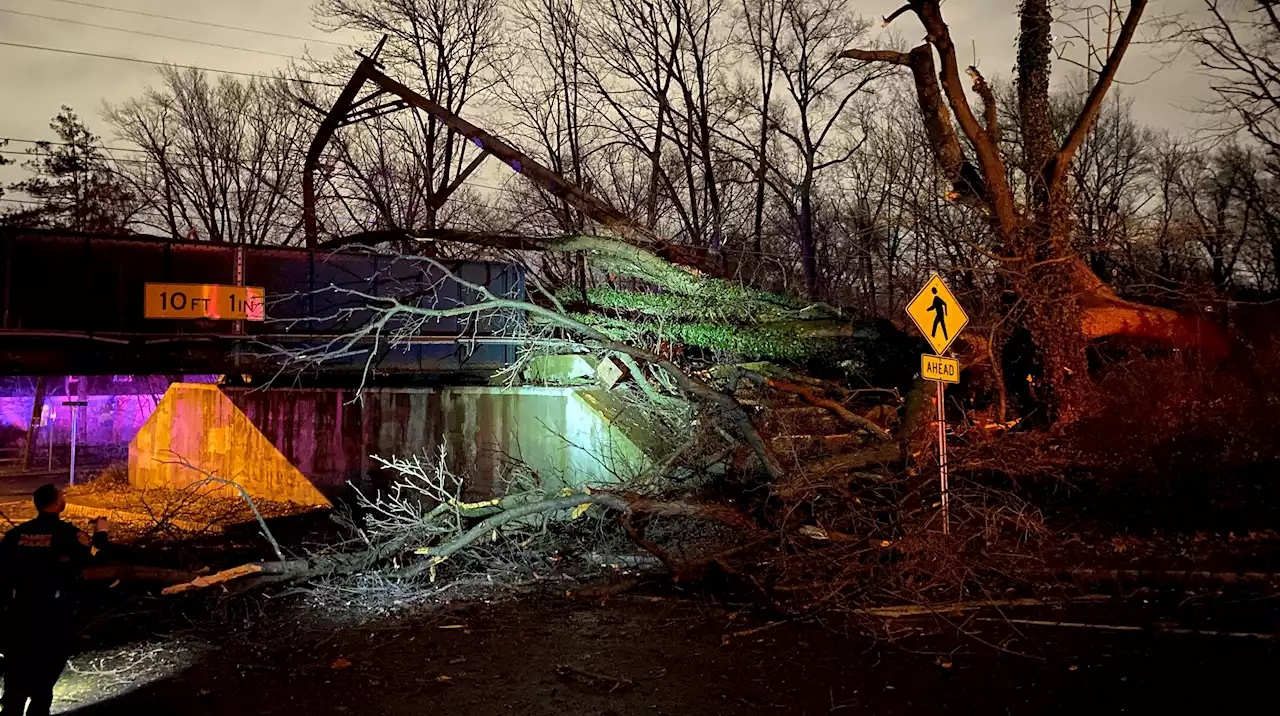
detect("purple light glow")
[0,375,218,448]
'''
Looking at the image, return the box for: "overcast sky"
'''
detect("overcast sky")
[0,0,1218,189]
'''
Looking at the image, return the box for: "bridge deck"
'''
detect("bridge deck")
[0,229,524,376]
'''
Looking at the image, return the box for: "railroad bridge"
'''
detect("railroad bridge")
[0,228,522,377]
[0,229,656,502]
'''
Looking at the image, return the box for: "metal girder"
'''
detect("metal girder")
[302,60,375,247]
[338,99,411,127]
[303,53,639,249]
[300,48,724,276]
[346,88,388,113]
[360,64,635,230]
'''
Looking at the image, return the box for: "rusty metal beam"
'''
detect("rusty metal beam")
[303,57,723,275]
[361,65,635,230]
[303,59,375,248]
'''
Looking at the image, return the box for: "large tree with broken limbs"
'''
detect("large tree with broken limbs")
[842,0,1229,422]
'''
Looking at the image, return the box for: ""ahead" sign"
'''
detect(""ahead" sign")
[921,354,960,384]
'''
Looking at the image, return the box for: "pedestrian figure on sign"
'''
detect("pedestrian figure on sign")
[927,286,949,340]
[0,485,109,716]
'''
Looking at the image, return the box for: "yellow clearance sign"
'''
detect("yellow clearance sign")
[921,354,960,384]
[144,283,266,321]
[906,274,968,355]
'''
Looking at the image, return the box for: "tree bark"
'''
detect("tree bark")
[21,376,46,471]
[799,175,818,299]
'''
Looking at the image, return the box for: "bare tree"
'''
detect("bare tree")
[580,0,736,249]
[313,0,508,238]
[829,98,945,317]
[497,0,595,234]
[1050,82,1156,281]
[1169,143,1261,290]
[1191,1,1280,159]
[108,68,311,245]
[1185,0,1280,289]
[736,0,785,256]
[723,0,887,299]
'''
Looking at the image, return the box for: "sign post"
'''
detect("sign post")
[46,405,53,471]
[63,400,88,486]
[905,274,968,535]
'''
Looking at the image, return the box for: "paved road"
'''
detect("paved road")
[0,471,68,495]
[57,595,1280,715]
[0,472,69,527]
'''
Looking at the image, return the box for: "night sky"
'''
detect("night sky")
[0,0,1219,189]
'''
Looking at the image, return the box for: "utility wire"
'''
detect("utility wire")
[2,138,154,154]
[1,148,213,166]
[0,8,306,60]
[0,40,342,86]
[44,0,354,47]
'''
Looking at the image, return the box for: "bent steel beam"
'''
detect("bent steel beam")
[301,53,719,274]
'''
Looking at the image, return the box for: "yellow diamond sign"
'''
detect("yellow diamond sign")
[906,274,967,355]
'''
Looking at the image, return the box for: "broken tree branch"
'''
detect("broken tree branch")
[882,3,914,27]
[1051,0,1149,189]
[735,369,891,440]
[284,253,785,479]
[838,48,911,65]
[400,492,766,579]
[841,44,988,206]
[164,453,286,563]
[967,65,1000,142]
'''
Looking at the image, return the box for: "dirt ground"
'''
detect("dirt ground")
[45,589,1280,715]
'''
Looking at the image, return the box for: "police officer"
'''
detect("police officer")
[0,484,108,716]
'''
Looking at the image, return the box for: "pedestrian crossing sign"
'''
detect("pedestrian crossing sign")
[906,274,968,355]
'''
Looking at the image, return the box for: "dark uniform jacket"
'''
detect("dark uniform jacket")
[0,512,108,628]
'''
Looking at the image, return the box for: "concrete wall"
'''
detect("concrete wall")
[224,386,653,495]
[128,384,331,506]
[130,384,654,505]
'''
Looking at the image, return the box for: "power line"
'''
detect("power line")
[44,0,353,47]
[0,8,305,61]
[1,148,193,166]
[0,40,342,86]
[1,138,150,154]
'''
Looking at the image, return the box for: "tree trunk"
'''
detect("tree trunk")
[647,97,667,230]
[798,175,818,299]
[22,376,46,471]
[1018,255,1095,423]
[752,87,771,256]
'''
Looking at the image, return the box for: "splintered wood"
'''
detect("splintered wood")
[162,564,264,595]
